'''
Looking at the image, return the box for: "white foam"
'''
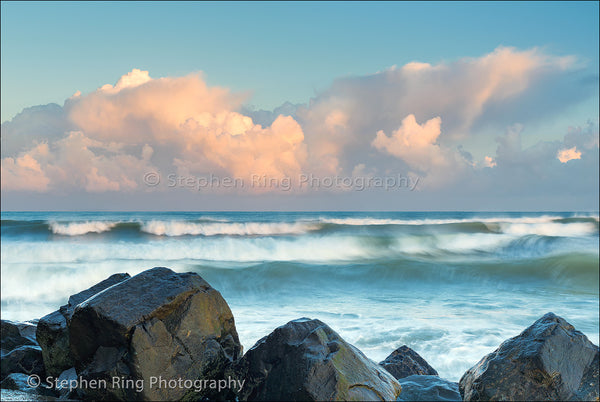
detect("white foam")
[500,222,597,237]
[392,233,515,255]
[0,236,372,264]
[140,221,320,236]
[50,221,116,235]
[319,215,568,226]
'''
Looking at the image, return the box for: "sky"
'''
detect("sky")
[1,1,599,211]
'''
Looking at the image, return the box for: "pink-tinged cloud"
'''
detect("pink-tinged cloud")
[1,46,595,196]
[2,69,308,193]
[483,156,497,168]
[66,70,243,143]
[1,144,50,191]
[372,114,448,173]
[293,46,582,185]
[557,147,582,163]
[174,114,307,184]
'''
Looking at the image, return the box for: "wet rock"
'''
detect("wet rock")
[0,373,56,398]
[68,267,241,401]
[53,367,79,400]
[36,273,130,377]
[237,317,402,401]
[380,345,439,379]
[572,349,599,401]
[397,375,461,401]
[1,321,37,353]
[1,345,45,381]
[459,312,599,401]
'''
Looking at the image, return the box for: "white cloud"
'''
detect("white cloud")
[483,156,497,168]
[372,114,447,173]
[557,147,582,163]
[1,45,596,205]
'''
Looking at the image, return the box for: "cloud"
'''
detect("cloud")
[2,69,308,193]
[1,45,597,209]
[1,144,50,192]
[173,114,307,184]
[372,114,447,173]
[1,103,71,157]
[557,147,582,163]
[65,70,243,144]
[99,68,152,93]
[292,46,592,184]
[483,156,497,168]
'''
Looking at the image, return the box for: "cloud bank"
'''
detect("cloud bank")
[1,47,598,209]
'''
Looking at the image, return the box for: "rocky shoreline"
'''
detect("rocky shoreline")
[1,267,598,401]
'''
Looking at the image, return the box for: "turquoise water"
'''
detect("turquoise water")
[1,211,598,381]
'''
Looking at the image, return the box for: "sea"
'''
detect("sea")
[1,211,598,381]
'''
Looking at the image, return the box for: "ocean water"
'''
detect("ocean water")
[1,211,598,381]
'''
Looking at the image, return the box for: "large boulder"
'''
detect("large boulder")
[380,345,439,379]
[68,267,241,401]
[397,375,461,401]
[237,317,402,401]
[36,273,130,377]
[459,312,599,401]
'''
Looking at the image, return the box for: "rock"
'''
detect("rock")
[36,273,130,377]
[380,345,439,379]
[1,320,37,353]
[0,373,56,397]
[1,345,45,380]
[1,320,45,382]
[53,367,79,400]
[68,267,241,401]
[35,311,69,379]
[459,312,599,401]
[397,375,461,401]
[237,317,402,401]
[572,349,599,401]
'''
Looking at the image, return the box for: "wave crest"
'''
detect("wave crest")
[49,221,117,236]
[140,221,321,236]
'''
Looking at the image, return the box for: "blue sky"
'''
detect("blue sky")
[2,1,598,121]
[1,1,598,210]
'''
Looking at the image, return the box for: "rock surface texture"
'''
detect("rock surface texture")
[36,273,131,377]
[237,317,402,401]
[397,375,461,401]
[1,320,45,381]
[459,312,600,401]
[68,267,241,401]
[380,345,439,379]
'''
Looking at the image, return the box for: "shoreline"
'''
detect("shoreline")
[1,267,598,401]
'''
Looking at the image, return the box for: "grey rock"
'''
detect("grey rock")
[459,312,599,401]
[237,317,402,401]
[36,273,130,377]
[380,345,439,379]
[1,345,45,380]
[0,373,56,397]
[68,267,241,401]
[54,367,79,400]
[397,375,461,401]
[571,349,599,401]
[1,320,37,353]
